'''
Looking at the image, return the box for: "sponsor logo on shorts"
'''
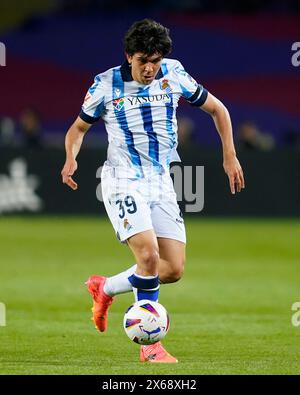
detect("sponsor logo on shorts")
[124,218,133,231]
[176,218,184,224]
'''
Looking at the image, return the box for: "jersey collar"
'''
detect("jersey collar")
[120,60,163,82]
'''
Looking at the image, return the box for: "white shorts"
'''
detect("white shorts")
[101,164,186,244]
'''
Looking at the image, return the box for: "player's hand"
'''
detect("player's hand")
[61,158,78,190]
[223,155,245,194]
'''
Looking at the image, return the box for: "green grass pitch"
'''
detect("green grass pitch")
[0,217,300,375]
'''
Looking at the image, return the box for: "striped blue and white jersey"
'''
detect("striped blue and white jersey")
[80,58,208,178]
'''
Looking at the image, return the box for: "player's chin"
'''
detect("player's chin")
[142,76,154,84]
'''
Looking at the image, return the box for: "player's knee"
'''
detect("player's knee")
[139,248,160,273]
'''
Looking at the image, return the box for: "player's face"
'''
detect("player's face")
[126,52,163,85]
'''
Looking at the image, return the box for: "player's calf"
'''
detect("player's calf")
[159,262,185,284]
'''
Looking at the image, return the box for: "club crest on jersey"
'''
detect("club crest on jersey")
[113,97,125,111]
[124,218,133,231]
[160,79,172,93]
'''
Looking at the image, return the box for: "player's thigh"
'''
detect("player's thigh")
[151,193,186,245]
[127,230,160,276]
[158,238,185,283]
[150,185,186,282]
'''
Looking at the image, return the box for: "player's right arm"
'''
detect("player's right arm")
[61,116,92,190]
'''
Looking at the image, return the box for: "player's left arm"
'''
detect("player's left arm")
[200,92,245,194]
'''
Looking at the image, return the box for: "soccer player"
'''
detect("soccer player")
[61,19,245,363]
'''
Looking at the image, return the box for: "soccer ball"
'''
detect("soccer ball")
[123,300,170,345]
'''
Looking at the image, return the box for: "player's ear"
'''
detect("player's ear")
[126,53,132,64]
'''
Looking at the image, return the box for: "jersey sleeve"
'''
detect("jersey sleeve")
[174,61,208,107]
[79,74,105,124]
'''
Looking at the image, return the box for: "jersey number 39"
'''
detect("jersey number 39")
[116,195,137,218]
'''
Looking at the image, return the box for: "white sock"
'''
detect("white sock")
[103,264,137,296]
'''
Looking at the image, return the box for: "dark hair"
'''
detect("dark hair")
[124,19,172,57]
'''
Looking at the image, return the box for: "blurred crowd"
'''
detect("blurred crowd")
[177,117,300,152]
[1,0,300,151]
[0,108,42,150]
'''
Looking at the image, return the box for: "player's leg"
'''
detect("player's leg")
[86,229,160,332]
[103,264,137,296]
[126,230,178,363]
[89,170,184,305]
[89,171,186,301]
[157,238,185,284]
[103,238,185,298]
[101,236,185,298]
[86,170,156,331]
[126,229,160,302]
[135,174,182,363]
[150,172,186,284]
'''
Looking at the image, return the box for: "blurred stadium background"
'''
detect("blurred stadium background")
[0,0,300,375]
